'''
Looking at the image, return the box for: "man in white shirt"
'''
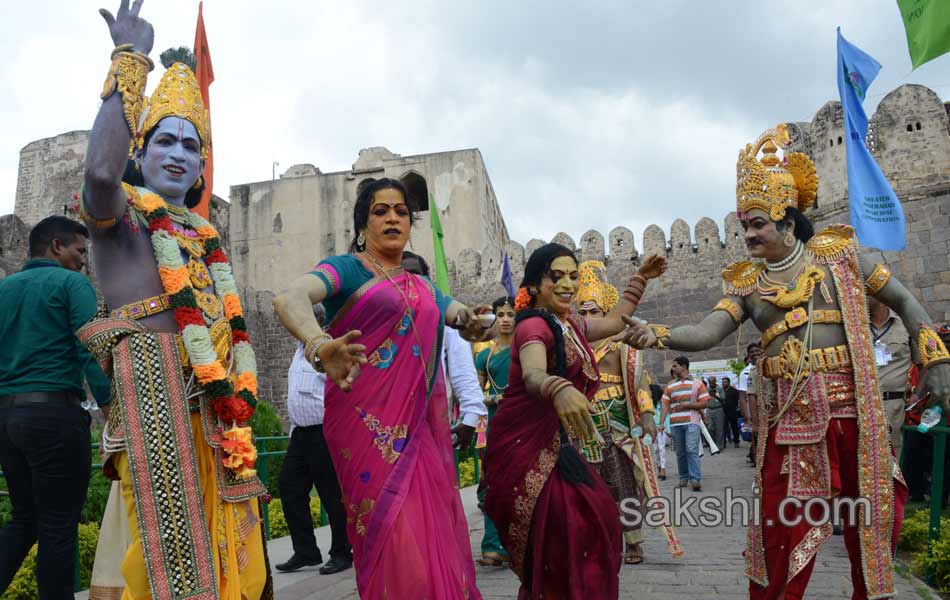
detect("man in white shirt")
[402,252,487,450]
[737,342,763,466]
[275,305,352,575]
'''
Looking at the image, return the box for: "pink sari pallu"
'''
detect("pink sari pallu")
[324,270,481,599]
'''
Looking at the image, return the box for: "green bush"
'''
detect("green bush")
[265,496,323,539]
[458,457,476,488]
[0,522,99,600]
[81,471,113,525]
[899,508,947,554]
[249,402,288,499]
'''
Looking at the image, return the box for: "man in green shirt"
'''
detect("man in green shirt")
[0,216,110,599]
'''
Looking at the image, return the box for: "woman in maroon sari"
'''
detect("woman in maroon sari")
[485,243,665,599]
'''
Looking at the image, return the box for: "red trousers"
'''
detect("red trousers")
[750,418,907,600]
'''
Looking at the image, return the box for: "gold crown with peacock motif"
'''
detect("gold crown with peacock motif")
[135,62,210,159]
[576,260,618,313]
[736,124,818,222]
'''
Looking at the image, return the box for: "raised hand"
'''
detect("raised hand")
[100,0,154,54]
[637,254,668,280]
[317,330,368,393]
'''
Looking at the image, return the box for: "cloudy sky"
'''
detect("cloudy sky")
[1,0,947,246]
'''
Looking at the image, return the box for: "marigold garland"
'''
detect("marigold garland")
[126,183,261,479]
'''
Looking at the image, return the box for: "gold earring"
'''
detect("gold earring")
[193,176,203,190]
[784,232,795,247]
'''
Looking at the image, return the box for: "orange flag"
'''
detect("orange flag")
[192,1,214,219]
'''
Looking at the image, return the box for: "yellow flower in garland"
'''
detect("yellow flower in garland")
[221,426,257,479]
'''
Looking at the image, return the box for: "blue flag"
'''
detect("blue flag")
[501,253,516,297]
[836,28,906,250]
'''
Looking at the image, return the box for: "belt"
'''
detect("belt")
[760,307,843,348]
[762,341,851,380]
[599,373,623,384]
[593,384,624,402]
[111,293,173,320]
[883,391,906,401]
[0,391,82,408]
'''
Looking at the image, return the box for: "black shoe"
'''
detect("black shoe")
[276,553,323,572]
[319,555,353,575]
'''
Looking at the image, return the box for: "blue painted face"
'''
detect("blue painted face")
[140,117,203,205]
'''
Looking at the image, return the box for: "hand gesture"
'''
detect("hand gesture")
[100,0,154,54]
[637,254,668,280]
[317,330,367,393]
[455,305,497,343]
[615,317,657,349]
[452,423,476,451]
[923,363,950,415]
[552,385,596,441]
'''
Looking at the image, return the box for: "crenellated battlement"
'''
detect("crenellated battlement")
[448,213,750,291]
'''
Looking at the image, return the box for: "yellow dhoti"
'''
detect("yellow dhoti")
[114,414,267,600]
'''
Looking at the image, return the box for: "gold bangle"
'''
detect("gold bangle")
[918,324,950,370]
[101,47,154,156]
[650,324,671,349]
[304,333,333,370]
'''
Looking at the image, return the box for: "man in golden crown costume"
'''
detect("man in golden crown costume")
[574,261,684,565]
[622,124,950,599]
[77,2,269,598]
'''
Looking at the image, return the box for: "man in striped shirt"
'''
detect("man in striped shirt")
[659,356,710,491]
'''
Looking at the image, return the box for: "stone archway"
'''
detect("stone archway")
[400,171,430,212]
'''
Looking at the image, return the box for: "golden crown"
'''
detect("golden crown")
[736,124,817,221]
[576,260,618,313]
[136,62,210,159]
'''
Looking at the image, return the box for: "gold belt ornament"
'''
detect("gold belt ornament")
[599,373,623,384]
[111,293,173,320]
[760,308,843,348]
[762,339,850,380]
[593,384,625,402]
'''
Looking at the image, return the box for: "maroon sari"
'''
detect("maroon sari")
[484,315,621,599]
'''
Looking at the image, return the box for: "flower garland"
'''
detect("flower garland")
[127,183,260,479]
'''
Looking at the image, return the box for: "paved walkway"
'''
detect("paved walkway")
[81,442,931,599]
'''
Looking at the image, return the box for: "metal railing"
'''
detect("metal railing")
[0,435,484,593]
[900,423,948,585]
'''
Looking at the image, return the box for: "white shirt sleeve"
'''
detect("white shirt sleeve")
[737,366,751,393]
[443,328,487,426]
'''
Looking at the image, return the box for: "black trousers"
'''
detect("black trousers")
[278,424,351,561]
[0,404,91,599]
[724,409,741,445]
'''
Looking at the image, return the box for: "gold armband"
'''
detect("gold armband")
[713,298,745,324]
[865,263,891,296]
[918,324,950,369]
[78,199,118,230]
[101,44,154,155]
[650,324,671,349]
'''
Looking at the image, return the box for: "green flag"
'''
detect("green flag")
[897,0,950,69]
[429,194,451,294]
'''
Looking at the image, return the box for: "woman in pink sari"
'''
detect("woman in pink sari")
[484,243,665,599]
[273,178,492,599]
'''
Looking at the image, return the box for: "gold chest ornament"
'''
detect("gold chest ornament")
[759,265,827,309]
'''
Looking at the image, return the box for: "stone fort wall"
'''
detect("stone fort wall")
[4,84,949,423]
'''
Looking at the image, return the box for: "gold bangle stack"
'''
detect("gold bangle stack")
[101,44,154,155]
[304,333,333,372]
[918,324,950,370]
